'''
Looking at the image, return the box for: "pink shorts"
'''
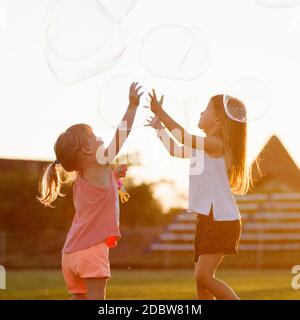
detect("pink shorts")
[62,241,111,294]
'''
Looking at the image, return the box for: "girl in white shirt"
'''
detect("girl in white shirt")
[145,91,254,300]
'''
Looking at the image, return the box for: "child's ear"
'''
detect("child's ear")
[81,144,92,155]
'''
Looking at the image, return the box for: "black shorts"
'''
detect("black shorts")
[193,205,242,262]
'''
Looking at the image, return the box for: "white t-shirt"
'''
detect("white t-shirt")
[187,148,241,221]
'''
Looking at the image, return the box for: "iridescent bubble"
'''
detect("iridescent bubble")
[140,25,210,81]
[46,0,114,61]
[223,78,272,123]
[99,0,138,23]
[97,75,151,130]
[45,0,128,85]
[255,0,300,8]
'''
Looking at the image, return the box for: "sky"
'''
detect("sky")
[0,0,300,211]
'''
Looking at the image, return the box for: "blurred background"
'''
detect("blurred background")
[1,0,300,299]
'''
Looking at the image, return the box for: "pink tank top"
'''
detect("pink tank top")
[62,168,121,254]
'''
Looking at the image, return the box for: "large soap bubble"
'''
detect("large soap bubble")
[45,21,127,85]
[98,75,151,130]
[223,78,272,123]
[255,0,300,8]
[140,25,210,81]
[45,0,130,85]
[46,0,114,61]
[99,0,138,23]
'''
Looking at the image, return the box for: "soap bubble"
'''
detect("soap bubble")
[223,78,272,123]
[99,0,138,23]
[98,75,151,130]
[255,0,300,8]
[46,0,114,61]
[140,25,210,81]
[45,0,128,85]
[45,21,127,85]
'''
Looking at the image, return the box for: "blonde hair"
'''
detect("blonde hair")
[210,95,260,195]
[37,123,93,207]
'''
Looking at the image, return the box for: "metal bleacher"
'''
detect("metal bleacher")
[150,193,300,252]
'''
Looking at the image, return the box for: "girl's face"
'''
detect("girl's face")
[198,100,219,132]
[82,132,104,159]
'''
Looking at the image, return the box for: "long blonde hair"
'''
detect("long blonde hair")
[211,95,258,195]
[37,124,92,207]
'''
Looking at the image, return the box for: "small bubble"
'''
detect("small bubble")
[140,25,210,81]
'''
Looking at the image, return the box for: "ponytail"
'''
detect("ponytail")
[37,161,75,208]
[37,123,92,207]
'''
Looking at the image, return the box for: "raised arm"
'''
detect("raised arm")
[148,90,222,153]
[144,115,192,158]
[102,82,143,163]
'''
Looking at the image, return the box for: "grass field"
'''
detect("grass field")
[0,268,299,300]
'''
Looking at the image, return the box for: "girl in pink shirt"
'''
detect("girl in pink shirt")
[37,82,143,300]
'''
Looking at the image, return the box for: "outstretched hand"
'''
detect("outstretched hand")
[144,115,163,130]
[148,89,164,115]
[129,82,143,109]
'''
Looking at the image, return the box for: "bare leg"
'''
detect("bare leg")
[86,278,108,300]
[195,253,240,300]
[194,262,215,300]
[71,293,87,300]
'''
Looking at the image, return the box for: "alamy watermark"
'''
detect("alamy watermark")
[0,265,5,290]
[291,265,300,290]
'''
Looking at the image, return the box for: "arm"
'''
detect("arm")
[103,82,143,163]
[144,115,192,158]
[148,90,222,153]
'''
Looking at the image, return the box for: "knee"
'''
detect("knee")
[195,271,213,288]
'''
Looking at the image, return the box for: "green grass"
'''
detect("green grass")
[0,268,299,300]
